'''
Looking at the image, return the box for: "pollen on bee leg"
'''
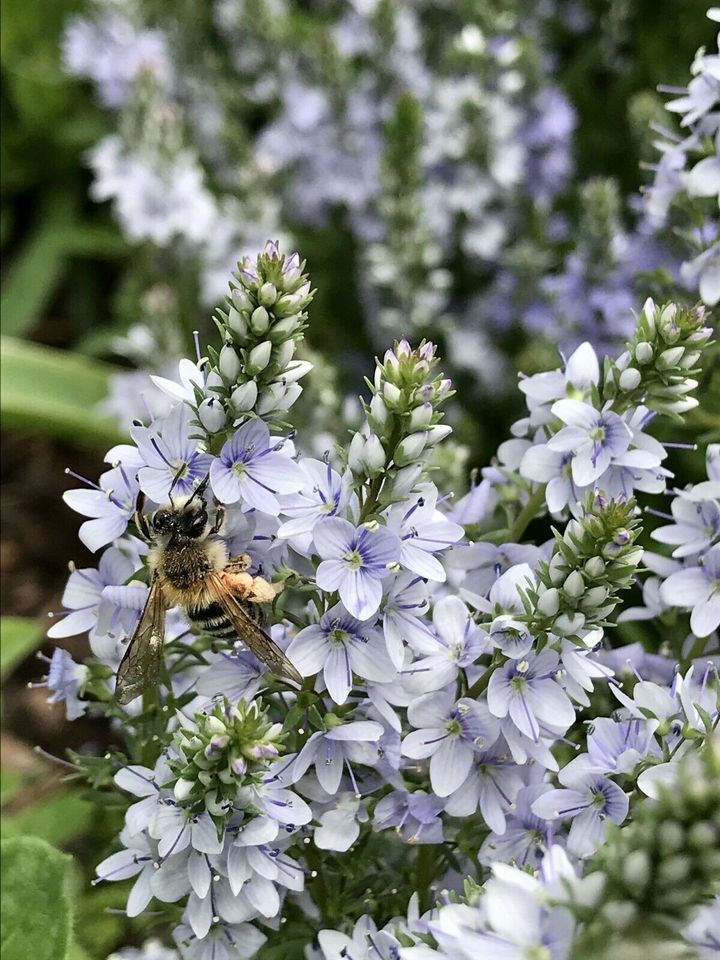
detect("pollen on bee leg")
[220,570,255,595]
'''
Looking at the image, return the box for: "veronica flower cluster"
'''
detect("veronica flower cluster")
[41,239,719,960]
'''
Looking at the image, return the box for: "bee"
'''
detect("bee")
[115,476,302,704]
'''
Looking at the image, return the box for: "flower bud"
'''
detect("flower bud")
[388,464,423,499]
[369,394,389,430]
[656,346,685,370]
[424,424,452,447]
[230,380,258,414]
[395,432,427,466]
[348,432,368,475]
[227,306,248,337]
[247,341,272,374]
[218,344,241,382]
[250,306,270,335]
[563,571,585,599]
[275,339,296,370]
[537,587,560,618]
[383,382,402,408]
[278,360,313,384]
[258,282,277,307]
[363,435,386,476]
[270,314,303,338]
[198,397,227,433]
[174,778,194,802]
[584,556,606,578]
[553,611,586,635]
[618,368,641,391]
[634,342,653,364]
[409,403,433,431]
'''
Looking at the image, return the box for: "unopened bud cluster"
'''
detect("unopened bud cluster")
[570,736,720,957]
[349,339,453,497]
[169,698,283,826]
[604,299,713,418]
[207,241,314,432]
[528,494,643,639]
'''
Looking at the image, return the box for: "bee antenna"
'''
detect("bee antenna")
[189,473,210,504]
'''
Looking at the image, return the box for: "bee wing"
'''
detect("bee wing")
[115,576,167,705]
[206,573,303,686]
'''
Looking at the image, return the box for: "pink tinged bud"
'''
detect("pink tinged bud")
[263,240,280,259]
[384,349,400,370]
[219,344,242,381]
[205,735,229,759]
[198,397,227,433]
[418,341,436,362]
[396,339,412,358]
[231,756,247,777]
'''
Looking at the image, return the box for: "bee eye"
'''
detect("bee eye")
[153,510,172,532]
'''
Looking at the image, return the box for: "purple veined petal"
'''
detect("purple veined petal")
[234,816,279,847]
[102,584,149,613]
[61,568,102,609]
[80,514,129,552]
[691,595,720,637]
[315,558,348,592]
[520,444,565,483]
[315,808,360,852]
[432,596,469,644]
[400,542,447,581]
[478,779,509,835]
[402,728,445,760]
[527,680,576,731]
[191,812,224,854]
[519,369,565,402]
[508,693,540,742]
[292,734,321,781]
[572,448,611,487]
[244,875,280,918]
[567,806,605,858]
[263,786,312,826]
[151,856,190,903]
[250,452,305,493]
[430,737,474,797]
[315,741,343,794]
[313,517,355,557]
[209,459,243,504]
[347,631,394,682]
[552,399,600,429]
[186,890,213,939]
[95,849,145,882]
[546,475,576,514]
[359,525,401,566]
[246,845,277,882]
[138,465,176,504]
[339,569,382,621]
[286,625,330,675]
[124,796,158,836]
[114,765,158,797]
[325,720,384,741]
[318,932,355,958]
[227,846,252,896]
[637,760,679,798]
[660,567,711,606]
[188,851,213,899]
[324,645,353,704]
[546,426,589,453]
[126,865,154,918]
[531,788,587,821]
[408,690,454,728]
[612,448,661,469]
[238,476,281,515]
[486,671,512,719]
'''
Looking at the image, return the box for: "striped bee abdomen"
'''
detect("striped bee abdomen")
[186,600,266,640]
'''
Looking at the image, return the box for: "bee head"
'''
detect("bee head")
[152,499,208,539]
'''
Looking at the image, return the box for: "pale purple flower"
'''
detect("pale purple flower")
[210,420,303,513]
[547,400,632,486]
[95,827,175,918]
[278,458,356,544]
[660,544,720,637]
[195,648,266,704]
[682,895,720,960]
[580,718,661,776]
[652,493,720,557]
[150,803,224,858]
[479,783,554,868]
[381,572,434,669]
[444,741,525,834]
[39,648,88,721]
[114,760,171,836]
[520,445,587,515]
[402,691,500,797]
[292,719,384,794]
[312,792,369,852]
[319,916,401,960]
[531,771,629,858]
[132,404,212,503]
[313,518,400,620]
[519,341,600,426]
[487,650,575,742]
[406,596,490,690]
[173,920,266,960]
[63,457,141,552]
[372,789,444,845]
[385,484,463,581]
[286,603,396,704]
[447,541,544,598]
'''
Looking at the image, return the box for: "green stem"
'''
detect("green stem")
[415,843,440,911]
[466,658,499,700]
[509,484,547,542]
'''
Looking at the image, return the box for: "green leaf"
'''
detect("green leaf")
[0,836,74,960]
[0,791,93,846]
[0,616,43,679]
[0,336,126,446]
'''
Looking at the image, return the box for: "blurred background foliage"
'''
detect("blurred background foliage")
[0,1,717,957]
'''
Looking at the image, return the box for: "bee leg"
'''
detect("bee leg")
[225,553,252,573]
[209,504,226,535]
[134,490,152,542]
